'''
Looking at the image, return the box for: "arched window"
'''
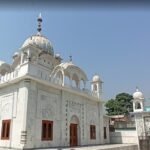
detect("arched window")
[72,73,79,88]
[80,79,85,90]
[55,71,63,85]
[64,75,70,86]
[135,102,141,109]
[94,84,97,91]
[22,53,28,63]
[72,80,77,88]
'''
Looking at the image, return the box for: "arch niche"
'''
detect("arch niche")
[135,101,141,109]
[70,115,80,146]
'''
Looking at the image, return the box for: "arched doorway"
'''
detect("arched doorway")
[70,115,79,147]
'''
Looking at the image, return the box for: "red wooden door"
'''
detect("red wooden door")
[70,123,78,146]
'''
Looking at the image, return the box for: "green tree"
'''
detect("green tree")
[105,93,133,116]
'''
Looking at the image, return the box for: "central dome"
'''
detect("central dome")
[21,35,54,56]
[21,13,54,56]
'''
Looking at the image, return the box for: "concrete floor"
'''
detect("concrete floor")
[0,144,138,150]
[36,144,138,150]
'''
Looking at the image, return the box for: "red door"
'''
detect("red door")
[70,123,78,146]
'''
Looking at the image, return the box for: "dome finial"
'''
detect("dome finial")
[136,86,139,92]
[37,13,42,35]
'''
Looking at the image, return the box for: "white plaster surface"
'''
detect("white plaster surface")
[110,130,138,144]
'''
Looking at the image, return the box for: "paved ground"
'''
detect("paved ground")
[37,144,138,150]
[0,144,138,150]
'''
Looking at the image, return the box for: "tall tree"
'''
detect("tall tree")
[105,93,133,115]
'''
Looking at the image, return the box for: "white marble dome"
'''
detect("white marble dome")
[13,52,19,58]
[133,88,144,100]
[92,74,101,82]
[21,35,54,56]
[0,60,6,65]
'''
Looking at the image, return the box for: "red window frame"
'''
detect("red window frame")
[90,125,96,139]
[1,120,11,140]
[42,120,53,141]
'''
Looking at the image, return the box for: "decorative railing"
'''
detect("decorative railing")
[0,70,19,83]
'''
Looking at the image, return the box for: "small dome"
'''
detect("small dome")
[133,88,144,100]
[0,60,6,65]
[21,35,54,56]
[92,74,101,82]
[13,52,19,58]
[55,53,61,58]
[0,60,10,75]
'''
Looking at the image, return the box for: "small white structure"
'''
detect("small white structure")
[0,14,109,149]
[132,88,150,150]
[133,88,144,112]
[91,74,103,99]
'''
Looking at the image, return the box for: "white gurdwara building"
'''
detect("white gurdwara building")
[0,14,109,149]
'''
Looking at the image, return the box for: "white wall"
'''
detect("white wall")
[0,76,105,149]
[22,80,104,149]
[62,90,104,146]
[103,116,110,144]
[0,81,28,149]
[110,130,138,144]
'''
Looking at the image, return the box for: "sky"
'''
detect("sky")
[0,2,150,100]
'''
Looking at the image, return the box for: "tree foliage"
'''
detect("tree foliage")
[105,93,133,116]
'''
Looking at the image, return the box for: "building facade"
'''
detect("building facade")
[0,14,109,149]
